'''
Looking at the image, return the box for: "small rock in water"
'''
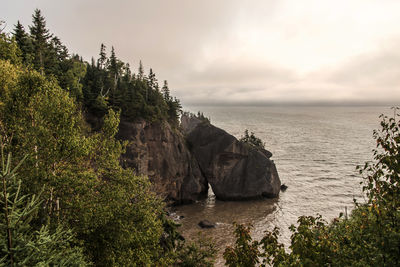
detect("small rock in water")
[198,220,216,228]
[280,184,288,191]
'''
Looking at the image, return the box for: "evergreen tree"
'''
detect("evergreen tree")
[138,60,144,79]
[148,68,159,91]
[13,21,32,64]
[107,46,120,94]
[50,36,68,62]
[13,21,26,46]
[29,9,51,72]
[162,80,170,100]
[97,43,106,69]
[108,46,118,75]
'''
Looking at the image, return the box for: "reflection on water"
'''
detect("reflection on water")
[175,189,278,266]
[176,106,388,266]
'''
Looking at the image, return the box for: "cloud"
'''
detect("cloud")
[3,0,400,105]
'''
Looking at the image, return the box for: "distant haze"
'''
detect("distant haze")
[2,0,400,105]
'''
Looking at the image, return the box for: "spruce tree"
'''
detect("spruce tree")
[138,60,144,79]
[97,43,107,69]
[13,21,26,46]
[162,80,170,100]
[13,21,32,64]
[29,9,51,72]
[108,46,119,88]
[148,68,158,91]
[50,36,68,62]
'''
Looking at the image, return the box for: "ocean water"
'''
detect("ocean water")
[174,105,391,266]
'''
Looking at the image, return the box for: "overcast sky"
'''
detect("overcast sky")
[2,0,400,105]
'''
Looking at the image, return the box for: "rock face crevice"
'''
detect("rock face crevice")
[117,115,281,204]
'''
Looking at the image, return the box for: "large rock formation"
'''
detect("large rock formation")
[117,115,280,204]
[183,115,281,200]
[117,119,208,204]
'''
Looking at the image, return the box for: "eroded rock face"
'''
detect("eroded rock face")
[117,119,208,204]
[184,117,281,200]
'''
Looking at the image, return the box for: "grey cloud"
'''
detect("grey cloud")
[3,0,400,105]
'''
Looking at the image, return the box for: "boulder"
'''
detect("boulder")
[184,116,281,200]
[280,184,288,191]
[198,220,216,228]
[117,119,208,204]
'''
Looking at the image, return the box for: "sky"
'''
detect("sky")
[2,0,400,105]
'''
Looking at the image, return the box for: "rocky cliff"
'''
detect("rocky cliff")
[117,115,281,204]
[117,119,208,204]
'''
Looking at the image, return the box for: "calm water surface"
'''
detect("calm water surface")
[175,105,389,266]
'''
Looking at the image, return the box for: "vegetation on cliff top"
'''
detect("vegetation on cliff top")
[239,129,265,149]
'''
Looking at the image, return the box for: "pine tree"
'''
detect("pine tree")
[13,21,28,53]
[97,43,107,69]
[108,46,118,85]
[138,60,144,80]
[148,68,158,91]
[162,80,170,100]
[29,9,51,72]
[13,21,32,64]
[123,63,132,82]
[50,36,68,62]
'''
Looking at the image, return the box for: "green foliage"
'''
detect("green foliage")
[0,26,21,65]
[0,151,89,266]
[13,21,33,65]
[0,10,215,266]
[82,46,181,124]
[0,59,163,265]
[224,223,260,267]
[226,108,400,266]
[182,111,210,124]
[239,129,265,149]
[175,235,217,267]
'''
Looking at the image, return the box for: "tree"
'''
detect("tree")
[13,21,32,65]
[0,150,89,266]
[29,9,51,72]
[162,80,170,100]
[148,68,158,91]
[224,224,260,267]
[0,28,21,65]
[50,36,68,62]
[108,46,118,76]
[97,43,107,69]
[62,59,87,100]
[239,129,265,149]
[138,60,144,79]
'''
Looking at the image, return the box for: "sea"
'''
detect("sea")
[174,105,392,266]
